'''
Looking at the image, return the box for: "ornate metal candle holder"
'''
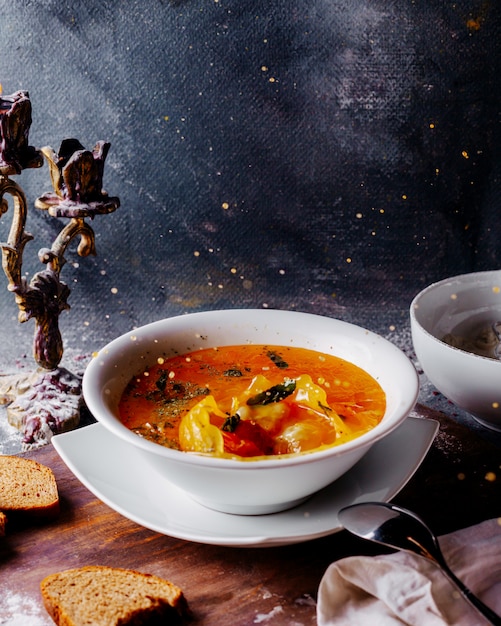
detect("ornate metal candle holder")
[0,91,119,448]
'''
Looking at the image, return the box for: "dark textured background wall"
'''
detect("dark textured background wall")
[0,0,500,363]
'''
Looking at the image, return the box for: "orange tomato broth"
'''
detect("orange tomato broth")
[118,344,386,460]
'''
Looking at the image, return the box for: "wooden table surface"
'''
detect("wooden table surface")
[1,403,500,625]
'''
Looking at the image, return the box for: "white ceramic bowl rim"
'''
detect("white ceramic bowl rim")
[83,309,419,470]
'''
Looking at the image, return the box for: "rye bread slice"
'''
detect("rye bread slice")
[41,566,189,625]
[0,455,59,518]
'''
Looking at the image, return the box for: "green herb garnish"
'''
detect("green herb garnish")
[224,368,243,377]
[247,378,296,405]
[266,350,289,369]
[221,414,241,432]
[155,370,168,392]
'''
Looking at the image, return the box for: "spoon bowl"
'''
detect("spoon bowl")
[338,502,501,625]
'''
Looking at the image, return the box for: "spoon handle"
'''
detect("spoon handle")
[441,564,501,626]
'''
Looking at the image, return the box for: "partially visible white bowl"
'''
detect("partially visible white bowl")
[410,270,501,432]
[83,309,419,515]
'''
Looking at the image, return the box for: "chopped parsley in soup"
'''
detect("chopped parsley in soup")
[119,344,386,460]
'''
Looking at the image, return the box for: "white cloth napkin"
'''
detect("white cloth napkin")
[317,518,501,626]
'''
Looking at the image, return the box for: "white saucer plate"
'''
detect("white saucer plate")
[52,416,438,548]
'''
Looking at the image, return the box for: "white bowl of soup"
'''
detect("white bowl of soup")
[83,309,419,514]
[411,270,501,432]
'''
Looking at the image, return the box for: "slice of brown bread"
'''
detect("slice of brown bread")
[0,510,6,536]
[40,566,189,626]
[0,455,59,518]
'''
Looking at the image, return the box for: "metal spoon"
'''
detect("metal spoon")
[338,502,501,626]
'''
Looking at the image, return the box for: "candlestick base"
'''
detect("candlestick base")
[0,367,83,449]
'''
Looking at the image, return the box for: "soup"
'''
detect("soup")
[443,319,501,360]
[119,344,386,460]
